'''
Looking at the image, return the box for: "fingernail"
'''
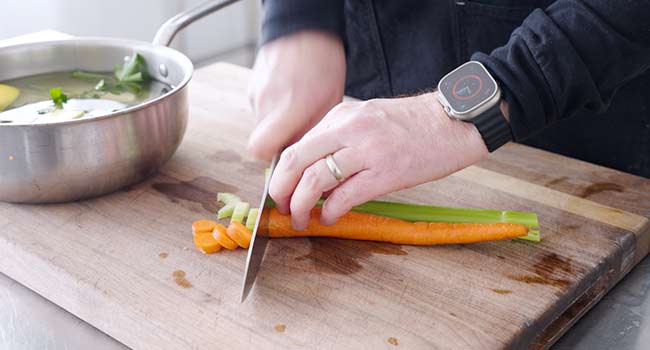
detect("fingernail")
[320,215,335,226]
[319,216,331,226]
[292,217,307,231]
[276,202,290,215]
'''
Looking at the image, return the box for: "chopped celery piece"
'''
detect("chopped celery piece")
[231,202,250,223]
[52,109,86,119]
[518,230,541,242]
[217,192,241,205]
[217,204,235,219]
[312,199,540,242]
[246,208,259,231]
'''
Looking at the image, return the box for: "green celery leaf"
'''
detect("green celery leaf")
[114,54,149,82]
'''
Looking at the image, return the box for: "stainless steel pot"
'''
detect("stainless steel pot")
[0,0,240,203]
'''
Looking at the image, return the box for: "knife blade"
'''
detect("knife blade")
[240,154,278,302]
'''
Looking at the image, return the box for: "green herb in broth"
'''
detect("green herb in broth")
[49,87,68,109]
[72,53,150,97]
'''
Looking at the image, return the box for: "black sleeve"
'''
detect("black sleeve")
[473,0,650,141]
[260,0,345,45]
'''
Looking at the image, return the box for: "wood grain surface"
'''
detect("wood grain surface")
[1,62,649,350]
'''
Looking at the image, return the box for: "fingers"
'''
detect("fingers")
[268,129,343,214]
[247,31,346,162]
[248,101,315,162]
[247,112,288,162]
[288,148,364,230]
[320,170,387,226]
[247,99,333,162]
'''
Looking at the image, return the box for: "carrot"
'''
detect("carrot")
[213,224,238,250]
[266,208,528,245]
[192,220,217,235]
[227,221,252,249]
[193,231,222,254]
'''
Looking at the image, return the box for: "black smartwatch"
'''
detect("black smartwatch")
[437,61,512,152]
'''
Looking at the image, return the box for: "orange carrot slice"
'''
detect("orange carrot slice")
[227,221,252,249]
[213,224,238,250]
[192,220,217,235]
[193,232,222,254]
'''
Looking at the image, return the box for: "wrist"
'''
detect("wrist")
[500,99,510,122]
[426,92,489,161]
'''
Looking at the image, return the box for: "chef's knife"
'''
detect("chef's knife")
[240,154,278,302]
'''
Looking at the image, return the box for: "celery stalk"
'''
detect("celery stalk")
[246,208,259,231]
[232,202,250,223]
[217,192,241,206]
[313,199,540,242]
[217,204,235,219]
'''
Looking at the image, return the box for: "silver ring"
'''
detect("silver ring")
[325,154,344,182]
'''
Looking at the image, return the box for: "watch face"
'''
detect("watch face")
[438,61,497,114]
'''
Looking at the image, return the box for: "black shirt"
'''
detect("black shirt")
[261,0,650,178]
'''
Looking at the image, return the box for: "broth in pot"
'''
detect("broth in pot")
[0,53,170,125]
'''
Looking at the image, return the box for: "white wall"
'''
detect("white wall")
[176,0,259,63]
[0,0,259,64]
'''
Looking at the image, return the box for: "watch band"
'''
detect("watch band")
[470,103,512,152]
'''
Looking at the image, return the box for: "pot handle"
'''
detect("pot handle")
[153,0,241,47]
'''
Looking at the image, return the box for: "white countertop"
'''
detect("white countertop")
[0,272,126,350]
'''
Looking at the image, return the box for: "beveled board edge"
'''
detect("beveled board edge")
[534,219,650,349]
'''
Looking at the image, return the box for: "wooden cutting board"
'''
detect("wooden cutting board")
[1,63,649,350]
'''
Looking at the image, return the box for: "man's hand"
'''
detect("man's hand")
[247,31,346,161]
[269,92,489,230]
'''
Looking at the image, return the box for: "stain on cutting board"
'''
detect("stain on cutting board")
[152,176,238,212]
[209,149,265,174]
[508,275,569,287]
[534,253,576,275]
[580,182,623,198]
[507,253,576,287]
[387,337,398,346]
[274,324,286,333]
[209,149,242,162]
[492,289,512,294]
[545,176,569,187]
[159,252,168,259]
[172,270,192,288]
[242,161,266,174]
[295,238,407,275]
